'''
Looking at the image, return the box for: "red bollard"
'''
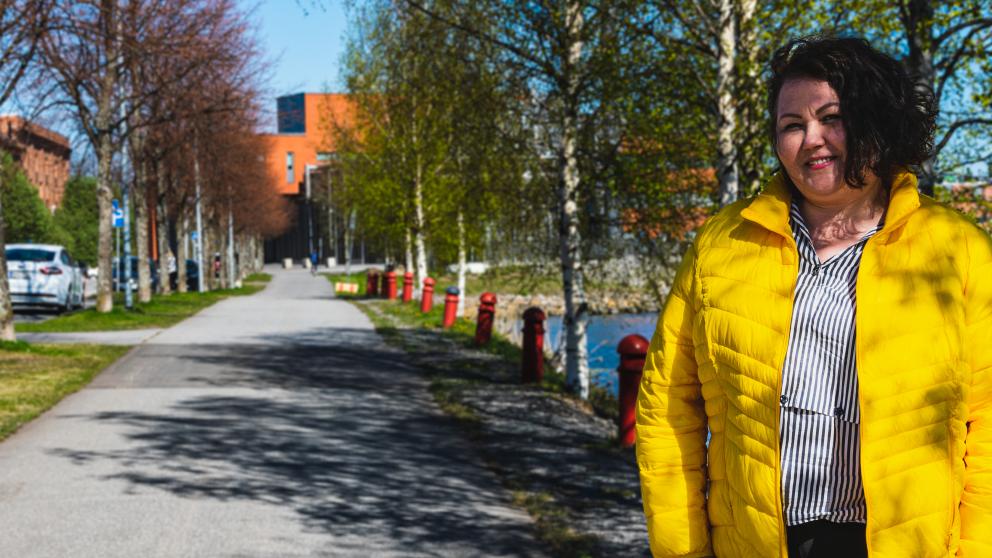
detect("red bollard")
[442,286,460,328]
[385,271,397,300]
[367,270,379,297]
[474,292,497,346]
[420,277,435,313]
[521,307,546,383]
[402,272,413,303]
[617,334,650,447]
[379,271,388,299]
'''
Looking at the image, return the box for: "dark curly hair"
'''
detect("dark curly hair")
[768,36,937,189]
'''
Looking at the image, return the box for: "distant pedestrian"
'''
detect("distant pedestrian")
[310,251,319,276]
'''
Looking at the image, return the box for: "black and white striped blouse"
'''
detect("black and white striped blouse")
[779,199,882,526]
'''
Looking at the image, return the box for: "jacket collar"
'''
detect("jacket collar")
[740,170,922,239]
[740,173,792,239]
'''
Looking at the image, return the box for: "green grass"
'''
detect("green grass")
[0,341,129,441]
[244,272,272,283]
[433,265,562,297]
[365,298,618,419]
[511,490,599,558]
[363,299,574,394]
[15,285,263,333]
[430,264,631,299]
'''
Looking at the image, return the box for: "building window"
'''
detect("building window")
[286,151,295,184]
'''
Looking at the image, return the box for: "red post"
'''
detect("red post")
[367,270,379,297]
[474,292,497,346]
[402,272,413,303]
[521,307,546,383]
[385,271,397,300]
[442,287,460,328]
[379,271,388,299]
[617,334,649,447]
[420,277,435,313]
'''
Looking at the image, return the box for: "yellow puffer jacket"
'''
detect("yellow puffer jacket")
[637,170,992,557]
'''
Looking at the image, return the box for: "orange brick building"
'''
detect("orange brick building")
[261,93,354,196]
[0,116,71,211]
[260,93,355,262]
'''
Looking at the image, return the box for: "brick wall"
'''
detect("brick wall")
[0,116,71,211]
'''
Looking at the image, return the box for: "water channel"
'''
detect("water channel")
[542,312,659,396]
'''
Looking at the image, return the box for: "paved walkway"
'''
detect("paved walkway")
[18,328,163,345]
[0,269,545,557]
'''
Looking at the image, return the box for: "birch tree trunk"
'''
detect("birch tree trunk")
[0,161,14,341]
[559,0,590,399]
[413,156,428,290]
[456,209,466,316]
[716,0,739,207]
[906,0,936,196]
[176,215,188,293]
[405,226,413,275]
[737,0,762,197]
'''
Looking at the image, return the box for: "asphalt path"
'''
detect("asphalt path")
[0,269,545,557]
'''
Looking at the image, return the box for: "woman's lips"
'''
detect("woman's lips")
[806,156,836,170]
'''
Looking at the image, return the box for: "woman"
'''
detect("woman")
[637,37,992,557]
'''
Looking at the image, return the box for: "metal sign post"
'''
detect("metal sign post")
[112,199,123,291]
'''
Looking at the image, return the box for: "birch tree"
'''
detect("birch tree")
[404,0,638,399]
[338,1,458,288]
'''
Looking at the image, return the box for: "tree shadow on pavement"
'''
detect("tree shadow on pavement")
[378,324,650,557]
[50,328,547,557]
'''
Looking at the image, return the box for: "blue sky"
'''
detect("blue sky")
[247,0,349,129]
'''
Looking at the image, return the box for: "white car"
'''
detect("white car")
[5,243,85,312]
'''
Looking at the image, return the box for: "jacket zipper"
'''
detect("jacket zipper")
[854,236,878,555]
[776,236,800,558]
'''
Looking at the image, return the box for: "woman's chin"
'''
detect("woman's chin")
[794,175,847,199]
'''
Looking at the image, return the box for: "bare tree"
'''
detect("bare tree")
[0,0,51,341]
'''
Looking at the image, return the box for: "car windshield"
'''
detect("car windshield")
[5,248,56,262]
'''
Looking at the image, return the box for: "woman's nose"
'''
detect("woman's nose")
[802,123,826,149]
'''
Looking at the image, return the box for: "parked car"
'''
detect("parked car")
[5,243,85,312]
[168,259,200,292]
[112,257,159,293]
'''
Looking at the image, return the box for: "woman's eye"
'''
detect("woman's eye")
[781,123,802,132]
[822,114,841,123]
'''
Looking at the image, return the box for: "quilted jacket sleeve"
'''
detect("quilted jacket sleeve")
[636,243,711,558]
[961,227,992,556]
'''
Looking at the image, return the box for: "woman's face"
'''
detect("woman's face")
[775,78,856,205]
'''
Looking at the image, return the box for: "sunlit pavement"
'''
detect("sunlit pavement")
[0,268,545,557]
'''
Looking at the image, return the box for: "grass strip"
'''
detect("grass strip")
[16,285,263,333]
[244,272,272,283]
[366,298,618,416]
[511,490,599,558]
[0,341,129,441]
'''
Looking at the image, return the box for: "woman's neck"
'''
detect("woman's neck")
[798,182,887,257]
